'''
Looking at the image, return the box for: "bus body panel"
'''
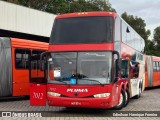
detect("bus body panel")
[145,55,160,88]
[47,84,120,108]
[13,83,29,96]
[152,56,160,87]
[121,43,145,97]
[145,56,149,88]
[11,38,48,97]
[0,37,48,97]
[30,83,46,106]
[48,44,114,52]
[11,38,48,50]
[30,11,146,109]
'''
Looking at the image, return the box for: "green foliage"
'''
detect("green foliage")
[3,0,116,14]
[153,26,160,50]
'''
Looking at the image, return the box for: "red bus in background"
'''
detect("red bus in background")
[145,55,160,88]
[30,12,145,109]
[0,37,48,98]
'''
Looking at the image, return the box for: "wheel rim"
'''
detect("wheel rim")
[117,93,123,106]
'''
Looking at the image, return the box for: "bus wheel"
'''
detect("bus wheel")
[114,89,125,110]
[134,84,142,99]
[124,88,130,107]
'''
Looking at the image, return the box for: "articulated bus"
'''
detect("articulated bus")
[145,55,160,88]
[0,37,48,98]
[30,12,145,109]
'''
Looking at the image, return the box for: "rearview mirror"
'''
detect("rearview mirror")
[114,59,120,83]
[113,51,120,83]
[39,52,47,71]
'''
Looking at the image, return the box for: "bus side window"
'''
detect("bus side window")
[31,50,44,69]
[121,59,129,78]
[153,62,157,72]
[129,61,140,78]
[30,50,45,83]
[15,49,31,69]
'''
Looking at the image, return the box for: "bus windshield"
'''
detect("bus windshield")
[48,52,112,85]
[50,16,114,44]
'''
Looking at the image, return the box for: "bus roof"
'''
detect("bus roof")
[11,38,48,50]
[56,11,117,19]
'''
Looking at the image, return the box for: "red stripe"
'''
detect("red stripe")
[48,44,114,52]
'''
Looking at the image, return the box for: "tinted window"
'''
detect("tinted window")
[50,16,114,44]
[153,62,157,71]
[15,49,31,69]
[121,20,145,53]
[121,59,129,78]
[115,16,121,41]
[31,50,44,69]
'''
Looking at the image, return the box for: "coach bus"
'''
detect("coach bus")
[145,55,160,88]
[0,37,48,98]
[30,12,145,109]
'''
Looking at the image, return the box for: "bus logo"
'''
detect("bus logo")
[33,92,44,99]
[67,89,88,93]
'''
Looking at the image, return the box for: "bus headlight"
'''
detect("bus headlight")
[47,92,61,97]
[93,93,110,98]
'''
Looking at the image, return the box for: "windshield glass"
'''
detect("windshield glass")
[50,16,114,44]
[48,52,112,85]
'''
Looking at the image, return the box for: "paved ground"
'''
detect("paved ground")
[0,87,160,119]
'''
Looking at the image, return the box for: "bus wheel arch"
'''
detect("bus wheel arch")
[114,88,126,110]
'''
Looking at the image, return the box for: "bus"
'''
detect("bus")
[145,55,160,88]
[30,12,145,109]
[0,37,48,98]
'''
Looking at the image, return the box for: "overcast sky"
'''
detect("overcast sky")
[109,0,160,39]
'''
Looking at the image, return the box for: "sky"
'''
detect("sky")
[109,0,160,39]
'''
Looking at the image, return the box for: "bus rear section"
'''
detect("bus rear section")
[145,55,160,88]
[0,37,48,98]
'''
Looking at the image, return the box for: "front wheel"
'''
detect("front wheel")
[114,89,125,110]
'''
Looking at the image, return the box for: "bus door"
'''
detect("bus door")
[30,51,46,106]
[129,61,140,97]
[13,49,31,96]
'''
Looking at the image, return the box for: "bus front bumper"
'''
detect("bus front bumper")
[47,95,113,108]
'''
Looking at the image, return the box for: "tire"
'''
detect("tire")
[124,88,130,107]
[134,84,142,99]
[114,89,126,110]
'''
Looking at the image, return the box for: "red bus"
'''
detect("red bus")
[30,12,145,109]
[145,55,160,87]
[0,37,48,98]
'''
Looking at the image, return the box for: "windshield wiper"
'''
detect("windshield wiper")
[80,78,104,87]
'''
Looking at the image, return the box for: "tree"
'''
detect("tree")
[121,12,151,54]
[153,26,160,56]
[3,0,116,14]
